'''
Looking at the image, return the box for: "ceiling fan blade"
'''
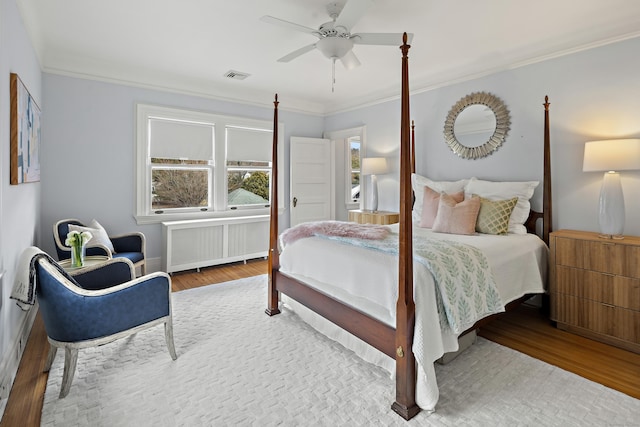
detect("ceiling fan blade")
[277,43,317,63]
[260,15,319,36]
[351,32,414,46]
[334,0,372,31]
[340,50,361,70]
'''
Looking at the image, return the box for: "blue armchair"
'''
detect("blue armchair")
[35,255,177,398]
[53,218,147,275]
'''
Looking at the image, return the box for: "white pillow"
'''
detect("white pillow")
[68,219,115,252]
[464,177,539,234]
[411,173,468,222]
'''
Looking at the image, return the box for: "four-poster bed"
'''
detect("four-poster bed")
[266,34,552,420]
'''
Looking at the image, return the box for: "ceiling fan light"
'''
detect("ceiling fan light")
[316,37,354,59]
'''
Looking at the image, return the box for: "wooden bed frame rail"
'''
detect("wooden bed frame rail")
[266,36,552,420]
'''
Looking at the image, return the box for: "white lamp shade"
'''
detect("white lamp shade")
[361,157,388,175]
[583,139,640,172]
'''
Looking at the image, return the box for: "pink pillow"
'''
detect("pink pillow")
[419,186,464,228]
[432,194,481,235]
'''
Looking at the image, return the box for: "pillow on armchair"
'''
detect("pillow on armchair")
[68,219,115,253]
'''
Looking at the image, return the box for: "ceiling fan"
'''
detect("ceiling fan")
[261,0,413,72]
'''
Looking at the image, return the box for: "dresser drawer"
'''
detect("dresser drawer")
[556,266,640,311]
[555,294,640,343]
[555,237,640,278]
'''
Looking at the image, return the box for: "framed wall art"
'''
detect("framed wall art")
[10,72,41,184]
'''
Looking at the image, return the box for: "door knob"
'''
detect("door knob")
[293,197,297,207]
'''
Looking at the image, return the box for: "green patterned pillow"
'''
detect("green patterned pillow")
[475,196,518,235]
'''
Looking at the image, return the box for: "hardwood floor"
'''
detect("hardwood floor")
[169,258,268,292]
[2,259,638,426]
[478,304,640,400]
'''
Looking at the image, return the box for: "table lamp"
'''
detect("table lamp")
[583,139,640,238]
[361,157,388,212]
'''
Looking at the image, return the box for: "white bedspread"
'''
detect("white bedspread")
[279,224,548,411]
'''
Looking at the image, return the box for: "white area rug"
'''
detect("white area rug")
[41,275,640,426]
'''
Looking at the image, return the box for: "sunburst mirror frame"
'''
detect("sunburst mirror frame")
[443,92,511,160]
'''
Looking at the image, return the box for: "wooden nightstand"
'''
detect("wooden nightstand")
[549,229,640,354]
[348,210,399,225]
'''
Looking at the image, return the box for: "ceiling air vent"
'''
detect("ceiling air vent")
[224,70,250,80]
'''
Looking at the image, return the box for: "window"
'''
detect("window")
[136,104,283,224]
[325,126,365,209]
[149,118,214,212]
[226,126,272,208]
[348,136,361,202]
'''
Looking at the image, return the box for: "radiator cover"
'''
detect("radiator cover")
[162,215,269,273]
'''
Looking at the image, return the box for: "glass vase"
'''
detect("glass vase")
[71,243,86,268]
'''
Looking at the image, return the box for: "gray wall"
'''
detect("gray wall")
[0,0,42,408]
[40,74,325,263]
[326,37,640,236]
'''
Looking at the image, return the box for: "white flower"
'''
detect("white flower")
[65,230,93,247]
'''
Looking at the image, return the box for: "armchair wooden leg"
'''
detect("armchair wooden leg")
[60,347,79,398]
[165,319,178,360]
[44,345,57,372]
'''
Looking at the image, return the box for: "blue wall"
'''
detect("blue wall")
[325,37,640,235]
[40,74,325,262]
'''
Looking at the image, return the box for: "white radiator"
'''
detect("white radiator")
[162,215,270,273]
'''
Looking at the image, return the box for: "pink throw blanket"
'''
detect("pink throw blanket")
[280,220,390,249]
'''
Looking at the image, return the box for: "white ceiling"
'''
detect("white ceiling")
[17,0,640,115]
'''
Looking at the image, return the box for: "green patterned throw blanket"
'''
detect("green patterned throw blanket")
[320,233,504,334]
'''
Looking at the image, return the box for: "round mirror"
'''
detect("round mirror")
[443,92,510,159]
[454,105,496,147]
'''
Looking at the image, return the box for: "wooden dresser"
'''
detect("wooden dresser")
[549,229,640,353]
[348,210,399,225]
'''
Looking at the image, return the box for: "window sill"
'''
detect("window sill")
[135,207,284,225]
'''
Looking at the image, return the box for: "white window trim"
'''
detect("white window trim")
[135,103,284,225]
[324,126,366,211]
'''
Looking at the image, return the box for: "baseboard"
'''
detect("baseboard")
[0,304,38,418]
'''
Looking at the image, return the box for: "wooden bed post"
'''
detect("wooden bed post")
[542,96,552,245]
[266,94,281,316]
[391,33,420,420]
[411,120,416,175]
[411,120,416,206]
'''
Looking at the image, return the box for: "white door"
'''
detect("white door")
[290,137,333,227]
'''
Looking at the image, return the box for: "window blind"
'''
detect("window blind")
[226,127,272,162]
[150,119,214,161]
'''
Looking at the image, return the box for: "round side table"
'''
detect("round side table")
[58,255,110,274]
